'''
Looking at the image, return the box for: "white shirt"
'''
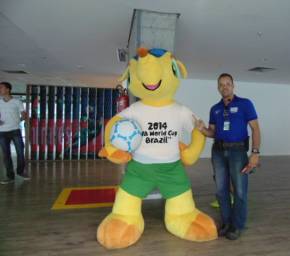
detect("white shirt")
[0,98,24,132]
[119,101,197,163]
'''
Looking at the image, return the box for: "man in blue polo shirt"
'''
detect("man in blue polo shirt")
[198,73,261,240]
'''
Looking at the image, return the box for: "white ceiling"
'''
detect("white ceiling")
[0,0,290,87]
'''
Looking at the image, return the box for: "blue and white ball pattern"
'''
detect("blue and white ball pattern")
[110,119,142,152]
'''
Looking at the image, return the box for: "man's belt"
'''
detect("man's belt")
[213,139,249,151]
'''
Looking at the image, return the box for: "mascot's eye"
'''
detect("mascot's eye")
[171,60,180,78]
[172,64,177,77]
[127,72,131,87]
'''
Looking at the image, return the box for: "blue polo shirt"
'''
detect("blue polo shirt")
[209,95,258,142]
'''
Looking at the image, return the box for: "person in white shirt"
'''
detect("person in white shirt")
[0,82,30,184]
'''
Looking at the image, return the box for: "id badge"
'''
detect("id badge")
[223,121,230,131]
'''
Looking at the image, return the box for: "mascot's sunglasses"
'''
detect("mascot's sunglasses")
[133,48,167,60]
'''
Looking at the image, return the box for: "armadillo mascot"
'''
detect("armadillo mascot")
[97,48,217,249]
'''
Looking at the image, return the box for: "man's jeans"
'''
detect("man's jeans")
[212,147,248,230]
[0,129,25,179]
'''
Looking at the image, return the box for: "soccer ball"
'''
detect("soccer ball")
[110,119,142,152]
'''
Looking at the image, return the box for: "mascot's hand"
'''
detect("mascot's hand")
[180,147,193,166]
[179,142,190,165]
[179,142,188,152]
[179,129,206,166]
[99,145,132,164]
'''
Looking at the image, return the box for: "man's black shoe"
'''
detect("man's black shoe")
[0,178,15,185]
[225,226,241,240]
[218,223,231,237]
[18,173,31,181]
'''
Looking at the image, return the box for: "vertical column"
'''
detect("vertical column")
[95,88,104,158]
[47,86,55,160]
[104,89,112,130]
[80,87,88,159]
[128,9,179,57]
[25,85,31,161]
[55,87,64,160]
[38,86,46,160]
[71,87,80,160]
[88,88,97,159]
[112,89,118,117]
[64,87,72,160]
[30,85,39,160]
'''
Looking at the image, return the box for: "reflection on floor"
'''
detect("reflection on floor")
[1,156,290,256]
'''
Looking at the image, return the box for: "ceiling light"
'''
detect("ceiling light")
[248,67,275,73]
[2,70,29,74]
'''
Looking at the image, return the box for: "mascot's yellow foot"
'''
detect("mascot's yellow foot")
[97,189,144,249]
[97,213,144,249]
[165,190,217,242]
[166,211,217,242]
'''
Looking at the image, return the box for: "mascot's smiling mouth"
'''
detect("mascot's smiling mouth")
[142,80,162,91]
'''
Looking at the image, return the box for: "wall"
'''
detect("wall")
[9,83,26,94]
[176,79,290,157]
[8,79,290,156]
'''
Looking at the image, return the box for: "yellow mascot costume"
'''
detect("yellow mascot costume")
[97,47,217,249]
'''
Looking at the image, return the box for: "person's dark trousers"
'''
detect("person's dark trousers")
[0,129,25,180]
[211,147,248,230]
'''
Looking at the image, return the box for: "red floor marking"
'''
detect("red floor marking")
[65,188,116,205]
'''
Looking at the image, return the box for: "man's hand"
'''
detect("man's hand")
[194,118,206,132]
[20,111,28,121]
[241,154,260,174]
[193,117,215,138]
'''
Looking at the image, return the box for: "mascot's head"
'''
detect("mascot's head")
[120,47,187,104]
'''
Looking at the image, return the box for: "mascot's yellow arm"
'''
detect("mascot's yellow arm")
[181,128,206,166]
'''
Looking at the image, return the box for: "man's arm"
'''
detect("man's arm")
[18,99,27,121]
[203,124,216,138]
[241,119,261,173]
[249,119,261,151]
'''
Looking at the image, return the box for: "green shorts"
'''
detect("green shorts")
[120,160,191,199]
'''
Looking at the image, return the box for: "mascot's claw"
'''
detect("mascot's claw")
[180,148,193,166]
[98,147,109,158]
[97,214,144,249]
[179,142,191,165]
[179,142,188,152]
[98,147,132,164]
[165,211,217,242]
[184,212,217,241]
[108,150,132,164]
